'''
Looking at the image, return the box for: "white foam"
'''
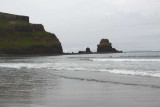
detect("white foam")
[0,63,53,69]
[0,62,160,78]
[91,58,160,62]
[102,69,160,78]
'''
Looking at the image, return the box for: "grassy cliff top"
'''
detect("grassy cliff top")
[0,12,27,17]
[0,12,29,24]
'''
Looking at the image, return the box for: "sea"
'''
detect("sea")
[0,52,160,107]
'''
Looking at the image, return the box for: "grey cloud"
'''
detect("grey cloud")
[0,0,160,52]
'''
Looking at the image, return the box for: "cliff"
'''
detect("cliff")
[0,12,29,22]
[0,12,63,55]
[97,39,118,53]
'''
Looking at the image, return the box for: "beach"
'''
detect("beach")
[0,52,160,107]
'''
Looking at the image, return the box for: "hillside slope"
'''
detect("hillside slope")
[0,12,63,55]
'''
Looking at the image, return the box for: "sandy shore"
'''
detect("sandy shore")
[0,68,160,107]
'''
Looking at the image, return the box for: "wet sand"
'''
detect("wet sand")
[0,68,160,107]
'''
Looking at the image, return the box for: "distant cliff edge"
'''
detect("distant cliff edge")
[0,12,63,55]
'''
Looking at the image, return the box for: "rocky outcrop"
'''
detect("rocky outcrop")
[0,12,63,55]
[78,47,92,54]
[86,47,91,53]
[97,39,118,53]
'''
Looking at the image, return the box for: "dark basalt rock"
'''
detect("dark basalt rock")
[97,39,118,53]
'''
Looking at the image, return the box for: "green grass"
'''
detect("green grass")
[0,12,62,54]
[0,31,61,50]
[99,39,112,46]
[0,19,29,26]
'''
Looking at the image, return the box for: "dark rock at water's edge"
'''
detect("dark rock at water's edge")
[0,12,63,55]
[97,39,120,53]
[78,47,92,54]
[86,47,92,53]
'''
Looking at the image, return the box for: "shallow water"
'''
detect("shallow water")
[0,52,160,107]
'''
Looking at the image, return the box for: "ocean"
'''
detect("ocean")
[0,52,160,107]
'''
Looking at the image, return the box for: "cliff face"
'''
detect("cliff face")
[0,12,29,22]
[0,12,63,55]
[0,24,45,32]
[97,39,118,53]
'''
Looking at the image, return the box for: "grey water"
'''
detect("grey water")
[0,52,160,107]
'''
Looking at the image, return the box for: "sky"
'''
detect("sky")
[0,0,160,52]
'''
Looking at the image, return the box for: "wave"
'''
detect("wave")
[0,63,53,69]
[103,69,160,78]
[91,58,160,62]
[0,62,160,78]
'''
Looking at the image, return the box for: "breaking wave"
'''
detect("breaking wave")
[0,62,160,78]
[0,63,53,69]
[91,58,160,62]
[104,69,160,78]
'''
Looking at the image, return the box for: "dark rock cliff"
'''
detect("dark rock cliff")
[0,12,63,55]
[97,39,118,53]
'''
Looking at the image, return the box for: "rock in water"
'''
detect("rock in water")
[0,12,63,55]
[97,39,118,53]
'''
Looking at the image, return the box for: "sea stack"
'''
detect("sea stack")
[97,39,118,53]
[0,12,63,55]
[78,47,92,54]
[86,47,91,53]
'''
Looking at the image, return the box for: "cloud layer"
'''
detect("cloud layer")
[0,0,160,52]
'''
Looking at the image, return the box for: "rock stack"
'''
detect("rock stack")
[86,47,92,53]
[97,39,118,53]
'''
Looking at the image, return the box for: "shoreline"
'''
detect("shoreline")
[0,52,123,57]
[0,54,63,57]
[1,51,160,57]
[64,51,123,55]
[0,52,160,107]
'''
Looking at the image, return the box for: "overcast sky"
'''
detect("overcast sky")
[0,0,160,52]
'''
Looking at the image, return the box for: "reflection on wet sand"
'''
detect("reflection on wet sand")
[0,68,59,106]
